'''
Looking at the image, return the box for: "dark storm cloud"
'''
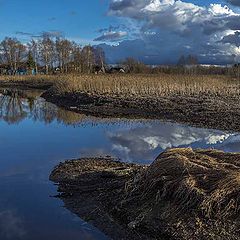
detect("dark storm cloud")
[220,31,240,47]
[109,0,144,11]
[15,30,63,39]
[103,0,240,64]
[227,0,240,6]
[98,24,129,33]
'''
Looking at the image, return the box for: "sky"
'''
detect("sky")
[0,0,240,64]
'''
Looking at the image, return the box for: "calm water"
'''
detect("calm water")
[0,89,240,240]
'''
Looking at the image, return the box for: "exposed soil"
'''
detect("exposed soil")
[50,148,240,240]
[42,90,240,132]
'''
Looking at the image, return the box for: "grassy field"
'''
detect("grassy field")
[1,74,240,97]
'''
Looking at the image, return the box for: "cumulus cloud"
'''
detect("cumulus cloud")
[109,1,238,34]
[102,0,240,64]
[94,31,128,42]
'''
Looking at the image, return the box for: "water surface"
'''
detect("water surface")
[0,89,240,240]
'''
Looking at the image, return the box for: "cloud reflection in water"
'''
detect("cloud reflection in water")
[107,122,236,163]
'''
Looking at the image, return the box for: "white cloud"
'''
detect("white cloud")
[108,121,238,163]
[209,3,235,15]
[94,31,128,42]
[103,0,240,64]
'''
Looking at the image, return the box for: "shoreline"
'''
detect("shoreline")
[0,76,240,132]
[1,79,240,132]
[42,90,240,132]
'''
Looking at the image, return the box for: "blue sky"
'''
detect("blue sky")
[0,0,116,44]
[0,0,240,64]
[0,0,228,42]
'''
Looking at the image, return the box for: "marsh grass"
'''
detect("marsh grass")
[1,74,240,97]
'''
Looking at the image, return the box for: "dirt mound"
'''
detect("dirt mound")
[50,149,240,239]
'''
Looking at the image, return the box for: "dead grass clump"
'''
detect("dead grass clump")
[202,172,240,219]
[50,148,240,239]
[123,148,240,239]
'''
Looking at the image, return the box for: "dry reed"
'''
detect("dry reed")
[1,74,240,97]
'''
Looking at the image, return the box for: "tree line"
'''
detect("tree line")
[0,35,105,75]
[0,35,239,77]
[122,56,240,77]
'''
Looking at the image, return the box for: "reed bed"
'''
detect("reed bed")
[1,74,240,97]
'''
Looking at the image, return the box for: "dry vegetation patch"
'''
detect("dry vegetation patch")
[52,74,240,98]
[2,74,240,131]
[1,74,239,97]
[50,148,240,239]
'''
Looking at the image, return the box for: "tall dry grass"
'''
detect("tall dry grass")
[1,74,240,97]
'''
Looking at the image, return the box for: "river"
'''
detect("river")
[0,88,239,240]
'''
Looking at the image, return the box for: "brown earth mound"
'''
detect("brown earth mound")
[50,149,240,240]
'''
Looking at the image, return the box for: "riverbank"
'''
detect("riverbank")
[0,79,53,90]
[1,74,240,132]
[42,90,240,132]
[50,148,240,240]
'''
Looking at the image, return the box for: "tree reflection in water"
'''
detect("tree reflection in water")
[0,88,85,125]
[0,90,28,124]
[0,88,124,126]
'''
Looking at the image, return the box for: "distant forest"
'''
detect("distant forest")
[0,35,239,77]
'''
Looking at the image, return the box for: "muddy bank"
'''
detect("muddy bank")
[50,148,240,240]
[0,79,52,90]
[43,90,240,132]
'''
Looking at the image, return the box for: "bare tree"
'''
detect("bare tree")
[122,57,148,73]
[82,45,95,73]
[72,43,83,73]
[56,38,73,73]
[0,37,26,74]
[39,36,55,74]
[94,47,106,73]
[28,39,39,74]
